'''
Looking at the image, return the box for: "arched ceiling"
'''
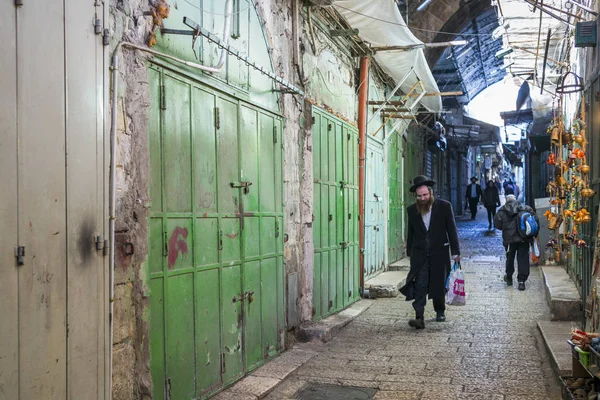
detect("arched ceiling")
[403,0,573,109]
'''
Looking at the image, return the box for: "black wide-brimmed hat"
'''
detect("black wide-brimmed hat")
[410,175,436,193]
[470,176,478,181]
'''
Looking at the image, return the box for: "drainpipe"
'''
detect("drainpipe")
[358,57,369,291]
[107,1,234,397]
[108,53,118,400]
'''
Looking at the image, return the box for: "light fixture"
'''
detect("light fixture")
[495,47,514,59]
[491,22,510,40]
[417,0,432,11]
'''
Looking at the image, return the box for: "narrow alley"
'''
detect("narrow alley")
[252,208,563,400]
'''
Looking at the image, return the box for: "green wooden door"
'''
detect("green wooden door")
[148,67,284,399]
[312,107,359,321]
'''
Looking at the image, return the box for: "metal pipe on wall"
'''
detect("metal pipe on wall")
[358,57,369,290]
[108,53,118,400]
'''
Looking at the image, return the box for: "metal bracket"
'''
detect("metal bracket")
[14,0,23,6]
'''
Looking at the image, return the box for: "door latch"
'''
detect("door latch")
[230,181,252,194]
[14,246,25,266]
[232,290,255,303]
[339,181,347,189]
[339,241,348,249]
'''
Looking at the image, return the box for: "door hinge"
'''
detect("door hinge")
[95,235,104,251]
[273,125,278,144]
[14,0,23,6]
[163,231,168,256]
[357,138,361,144]
[160,85,166,110]
[327,123,332,131]
[103,29,110,46]
[219,230,223,251]
[347,133,351,140]
[275,220,280,238]
[94,16,102,35]
[14,246,25,266]
[215,107,221,129]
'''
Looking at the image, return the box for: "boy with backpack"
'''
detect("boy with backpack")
[493,194,540,290]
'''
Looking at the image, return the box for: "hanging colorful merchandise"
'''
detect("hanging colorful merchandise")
[544,98,593,265]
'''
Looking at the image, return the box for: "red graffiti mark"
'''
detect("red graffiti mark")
[168,227,189,269]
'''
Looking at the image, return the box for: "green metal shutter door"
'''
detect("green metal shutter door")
[148,67,284,399]
[312,107,359,321]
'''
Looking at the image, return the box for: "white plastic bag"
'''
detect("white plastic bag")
[445,262,466,306]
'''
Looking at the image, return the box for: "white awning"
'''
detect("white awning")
[333,0,442,112]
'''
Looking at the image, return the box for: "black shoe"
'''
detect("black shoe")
[488,224,492,230]
[518,281,525,291]
[504,274,513,286]
[436,313,446,322]
[408,317,425,329]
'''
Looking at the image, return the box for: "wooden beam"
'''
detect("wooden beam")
[381,114,415,119]
[367,91,462,105]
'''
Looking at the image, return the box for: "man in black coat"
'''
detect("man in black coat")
[465,176,482,220]
[399,175,461,329]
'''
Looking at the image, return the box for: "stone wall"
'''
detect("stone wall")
[110,0,154,398]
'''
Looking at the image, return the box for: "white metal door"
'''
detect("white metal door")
[0,2,108,399]
[364,138,385,281]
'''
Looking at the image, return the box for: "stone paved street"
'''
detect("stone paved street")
[265,209,563,399]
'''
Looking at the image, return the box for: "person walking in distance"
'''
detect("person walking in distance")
[465,176,482,220]
[400,175,461,329]
[493,195,539,290]
[483,180,501,230]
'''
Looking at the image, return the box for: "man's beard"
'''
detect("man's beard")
[416,195,435,214]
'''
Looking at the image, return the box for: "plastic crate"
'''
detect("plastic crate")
[574,346,590,367]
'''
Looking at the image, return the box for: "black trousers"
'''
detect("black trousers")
[468,198,478,219]
[506,241,530,282]
[412,256,445,318]
[486,206,497,226]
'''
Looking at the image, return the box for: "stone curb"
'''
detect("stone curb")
[540,266,582,321]
[212,346,322,400]
[537,320,575,377]
[297,299,375,343]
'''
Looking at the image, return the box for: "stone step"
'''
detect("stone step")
[363,270,408,298]
[296,300,374,343]
[388,258,410,271]
[537,320,575,377]
[541,266,582,321]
